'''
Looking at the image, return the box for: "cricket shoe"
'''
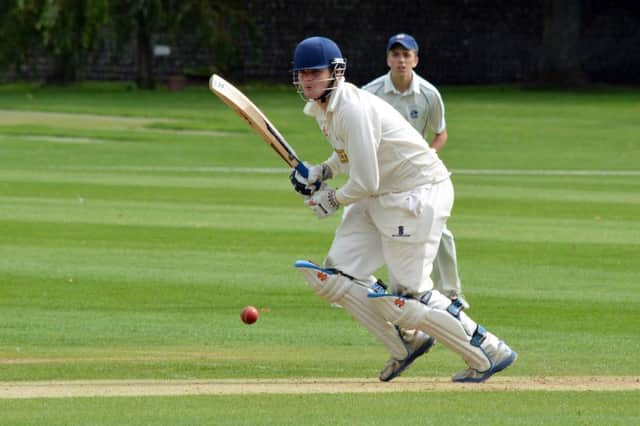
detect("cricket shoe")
[379,331,435,382]
[451,341,518,383]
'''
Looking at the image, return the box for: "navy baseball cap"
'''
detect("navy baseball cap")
[386,33,419,52]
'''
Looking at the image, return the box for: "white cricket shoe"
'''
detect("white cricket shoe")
[379,331,435,382]
[451,341,518,383]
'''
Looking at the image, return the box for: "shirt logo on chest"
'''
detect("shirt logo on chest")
[410,109,419,119]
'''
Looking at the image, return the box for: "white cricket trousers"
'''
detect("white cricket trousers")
[325,178,454,295]
[432,225,463,297]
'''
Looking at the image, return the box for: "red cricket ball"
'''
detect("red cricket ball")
[240,306,259,324]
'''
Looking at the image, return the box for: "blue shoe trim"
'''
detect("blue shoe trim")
[453,349,518,383]
[492,350,518,374]
[382,337,436,382]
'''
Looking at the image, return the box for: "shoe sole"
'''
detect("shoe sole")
[452,350,518,383]
[380,337,435,382]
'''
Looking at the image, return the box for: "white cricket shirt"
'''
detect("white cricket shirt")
[303,79,450,206]
[362,71,446,137]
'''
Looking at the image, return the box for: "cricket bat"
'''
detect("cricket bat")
[209,74,312,180]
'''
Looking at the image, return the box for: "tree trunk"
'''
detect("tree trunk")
[538,0,588,86]
[136,11,155,90]
[46,52,76,85]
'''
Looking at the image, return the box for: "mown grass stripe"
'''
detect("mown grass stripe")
[26,165,640,176]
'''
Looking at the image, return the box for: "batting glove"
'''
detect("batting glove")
[305,187,340,219]
[290,163,332,197]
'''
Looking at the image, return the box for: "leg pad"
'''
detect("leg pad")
[295,260,409,360]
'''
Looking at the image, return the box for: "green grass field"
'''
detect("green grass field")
[0,82,639,425]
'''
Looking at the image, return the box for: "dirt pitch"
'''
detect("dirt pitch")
[1,377,638,399]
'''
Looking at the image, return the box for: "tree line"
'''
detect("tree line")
[0,0,253,89]
[0,1,596,88]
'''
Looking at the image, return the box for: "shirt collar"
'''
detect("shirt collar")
[326,77,345,112]
[303,100,319,117]
[384,71,419,95]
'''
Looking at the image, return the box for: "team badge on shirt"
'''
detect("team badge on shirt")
[335,149,349,163]
[410,109,419,119]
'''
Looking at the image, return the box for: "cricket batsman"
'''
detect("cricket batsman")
[290,36,517,383]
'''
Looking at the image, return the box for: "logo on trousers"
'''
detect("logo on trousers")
[392,226,411,237]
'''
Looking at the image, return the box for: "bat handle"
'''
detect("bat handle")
[294,161,322,190]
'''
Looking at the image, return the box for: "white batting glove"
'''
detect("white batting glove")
[304,187,340,219]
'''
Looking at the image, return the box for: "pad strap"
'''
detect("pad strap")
[446,298,466,318]
[470,324,487,347]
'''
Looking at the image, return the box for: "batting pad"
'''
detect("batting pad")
[295,260,409,360]
[369,291,502,372]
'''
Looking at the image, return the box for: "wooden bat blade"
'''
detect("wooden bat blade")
[209,74,304,173]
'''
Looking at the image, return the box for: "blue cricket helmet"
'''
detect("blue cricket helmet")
[293,36,346,71]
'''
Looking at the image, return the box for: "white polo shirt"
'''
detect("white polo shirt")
[303,79,449,206]
[362,71,446,138]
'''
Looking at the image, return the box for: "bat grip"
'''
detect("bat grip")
[294,161,321,190]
